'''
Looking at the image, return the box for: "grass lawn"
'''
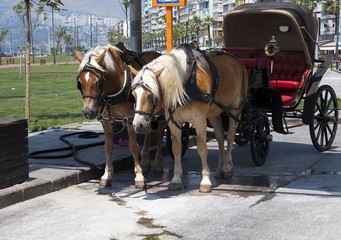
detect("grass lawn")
[0,63,94,132]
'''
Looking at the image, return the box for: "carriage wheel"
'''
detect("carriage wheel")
[309,85,338,152]
[166,123,190,159]
[250,111,271,166]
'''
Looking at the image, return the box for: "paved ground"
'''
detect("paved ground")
[0,66,340,210]
[0,123,340,240]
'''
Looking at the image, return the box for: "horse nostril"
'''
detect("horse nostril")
[83,110,95,119]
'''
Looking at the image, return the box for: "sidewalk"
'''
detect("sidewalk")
[0,122,167,209]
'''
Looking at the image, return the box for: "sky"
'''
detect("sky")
[2,0,126,19]
[61,0,125,19]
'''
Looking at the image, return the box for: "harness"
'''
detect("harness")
[180,44,219,103]
[77,43,148,129]
[169,45,245,128]
[131,44,247,132]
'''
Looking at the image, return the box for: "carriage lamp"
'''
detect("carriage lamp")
[264,36,280,73]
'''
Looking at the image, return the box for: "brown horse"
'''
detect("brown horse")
[75,44,163,188]
[129,44,248,193]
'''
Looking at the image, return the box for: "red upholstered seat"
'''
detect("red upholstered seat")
[268,52,312,107]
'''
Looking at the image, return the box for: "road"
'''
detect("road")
[0,123,340,240]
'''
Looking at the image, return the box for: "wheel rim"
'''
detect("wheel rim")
[310,86,338,151]
[250,112,270,166]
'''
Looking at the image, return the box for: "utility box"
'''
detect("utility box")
[0,118,29,189]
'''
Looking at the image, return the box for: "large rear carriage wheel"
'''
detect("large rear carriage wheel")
[250,111,271,166]
[309,85,338,152]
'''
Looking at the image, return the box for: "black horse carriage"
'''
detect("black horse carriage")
[169,2,338,166]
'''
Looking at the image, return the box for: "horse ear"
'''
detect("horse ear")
[128,65,139,77]
[107,46,124,71]
[108,46,122,62]
[74,50,83,62]
[154,68,164,78]
[96,50,107,67]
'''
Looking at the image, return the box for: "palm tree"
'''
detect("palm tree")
[322,0,338,14]
[202,15,214,47]
[192,16,202,41]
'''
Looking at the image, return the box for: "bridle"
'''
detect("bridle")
[76,64,107,103]
[76,54,133,130]
[130,67,161,119]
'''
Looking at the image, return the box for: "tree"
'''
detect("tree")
[192,16,202,41]
[54,26,67,54]
[107,27,128,46]
[13,1,49,63]
[289,0,335,13]
[322,0,339,14]
[0,29,8,64]
[12,0,64,124]
[173,23,186,47]
[121,0,130,47]
[202,15,214,47]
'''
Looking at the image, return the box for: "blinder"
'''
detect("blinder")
[76,67,107,100]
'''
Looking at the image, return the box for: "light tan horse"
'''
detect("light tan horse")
[129,44,248,193]
[75,44,164,188]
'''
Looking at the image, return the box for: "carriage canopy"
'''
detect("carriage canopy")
[223,2,318,67]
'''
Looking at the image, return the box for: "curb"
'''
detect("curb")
[0,142,168,209]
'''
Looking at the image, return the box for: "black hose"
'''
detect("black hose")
[28,131,105,170]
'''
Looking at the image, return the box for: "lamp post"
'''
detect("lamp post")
[90,15,102,48]
[335,0,340,61]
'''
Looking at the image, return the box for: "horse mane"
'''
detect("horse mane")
[78,44,121,76]
[136,47,210,109]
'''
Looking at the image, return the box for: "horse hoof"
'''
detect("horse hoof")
[223,169,234,179]
[168,183,182,191]
[135,180,145,189]
[153,166,163,174]
[99,179,112,187]
[141,163,151,174]
[199,184,212,193]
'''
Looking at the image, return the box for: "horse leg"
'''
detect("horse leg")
[99,121,114,187]
[168,123,183,191]
[208,115,226,179]
[140,132,152,173]
[127,125,145,188]
[153,119,165,174]
[195,118,212,193]
[223,115,238,179]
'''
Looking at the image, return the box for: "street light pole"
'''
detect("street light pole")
[90,14,92,48]
[335,0,340,61]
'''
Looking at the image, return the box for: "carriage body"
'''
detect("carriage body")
[222,2,338,166]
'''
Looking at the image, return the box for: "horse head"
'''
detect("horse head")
[129,66,163,133]
[75,48,109,119]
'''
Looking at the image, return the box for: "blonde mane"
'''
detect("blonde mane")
[78,44,121,76]
[132,47,210,109]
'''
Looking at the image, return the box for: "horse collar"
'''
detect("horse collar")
[103,64,131,105]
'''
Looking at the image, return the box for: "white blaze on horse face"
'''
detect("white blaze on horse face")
[85,72,90,82]
[134,86,144,112]
[132,85,150,133]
